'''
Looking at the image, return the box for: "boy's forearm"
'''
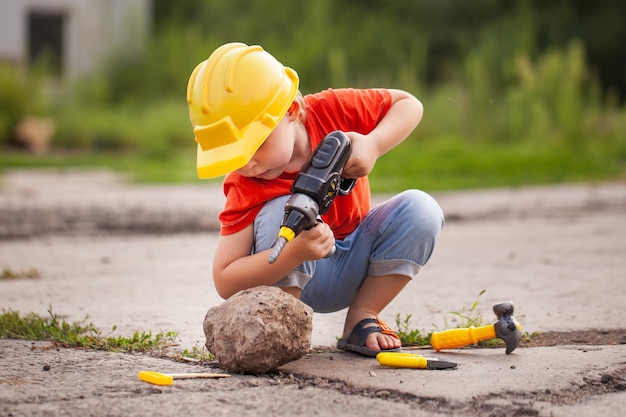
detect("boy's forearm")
[370,91,423,157]
[213,248,304,299]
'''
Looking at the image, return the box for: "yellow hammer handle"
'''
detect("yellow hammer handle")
[430,325,496,351]
[376,353,428,369]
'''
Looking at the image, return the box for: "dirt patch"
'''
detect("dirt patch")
[521,329,626,348]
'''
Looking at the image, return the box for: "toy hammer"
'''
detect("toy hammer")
[430,301,522,354]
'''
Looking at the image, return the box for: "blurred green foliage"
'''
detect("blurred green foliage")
[0,64,49,143]
[0,0,625,190]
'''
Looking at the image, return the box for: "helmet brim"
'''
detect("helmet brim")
[196,119,274,178]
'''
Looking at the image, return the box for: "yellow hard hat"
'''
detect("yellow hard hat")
[187,42,299,178]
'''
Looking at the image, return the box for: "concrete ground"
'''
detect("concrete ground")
[1,169,625,416]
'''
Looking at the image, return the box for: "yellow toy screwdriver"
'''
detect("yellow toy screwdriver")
[430,301,522,354]
[138,371,230,386]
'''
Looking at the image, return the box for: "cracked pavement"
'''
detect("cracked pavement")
[1,170,625,416]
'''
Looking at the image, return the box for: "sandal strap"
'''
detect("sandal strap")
[348,317,400,346]
[375,317,399,339]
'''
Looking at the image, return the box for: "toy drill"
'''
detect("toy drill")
[268,130,356,264]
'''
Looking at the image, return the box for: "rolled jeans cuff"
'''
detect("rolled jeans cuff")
[368,258,422,278]
[274,270,312,289]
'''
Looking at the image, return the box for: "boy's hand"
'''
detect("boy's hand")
[290,222,335,261]
[342,132,379,178]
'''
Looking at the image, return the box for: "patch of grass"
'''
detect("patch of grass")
[0,307,177,353]
[521,330,540,343]
[440,290,504,349]
[371,136,626,193]
[394,291,488,348]
[0,267,41,280]
[441,289,487,329]
[0,149,204,184]
[3,115,625,190]
[394,313,431,347]
[177,345,215,362]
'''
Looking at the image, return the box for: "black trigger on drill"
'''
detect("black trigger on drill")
[338,178,356,195]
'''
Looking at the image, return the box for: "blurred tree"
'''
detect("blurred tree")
[142,0,625,100]
[529,0,626,98]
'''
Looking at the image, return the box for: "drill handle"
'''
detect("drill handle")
[292,130,353,215]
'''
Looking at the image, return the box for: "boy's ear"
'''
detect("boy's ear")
[287,101,301,121]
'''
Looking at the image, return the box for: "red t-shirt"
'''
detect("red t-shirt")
[218,88,393,238]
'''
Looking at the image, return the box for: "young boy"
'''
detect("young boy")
[187,42,444,357]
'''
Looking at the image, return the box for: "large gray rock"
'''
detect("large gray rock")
[203,286,313,373]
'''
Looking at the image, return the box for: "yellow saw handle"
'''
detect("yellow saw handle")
[376,352,428,369]
[430,325,496,351]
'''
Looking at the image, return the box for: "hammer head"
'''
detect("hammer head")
[492,301,521,354]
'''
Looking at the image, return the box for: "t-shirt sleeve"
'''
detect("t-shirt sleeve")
[304,88,393,138]
[219,173,293,235]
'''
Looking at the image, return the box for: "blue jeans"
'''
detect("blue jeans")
[253,189,444,313]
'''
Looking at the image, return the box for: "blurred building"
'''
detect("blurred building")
[0,0,151,80]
